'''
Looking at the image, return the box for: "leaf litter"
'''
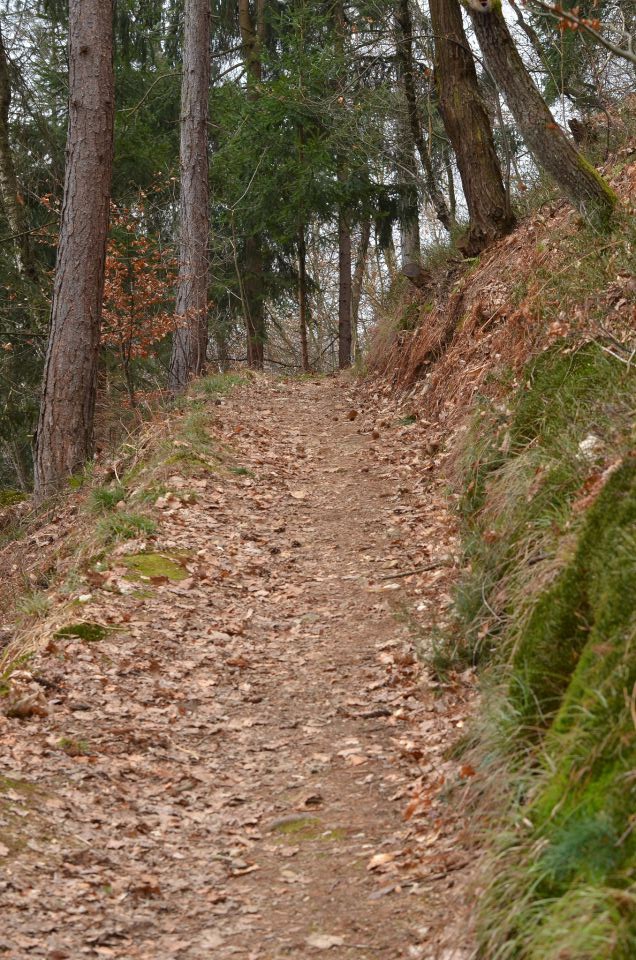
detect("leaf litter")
[0,376,476,959]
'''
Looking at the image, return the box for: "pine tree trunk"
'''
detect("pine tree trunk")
[466,1,616,226]
[338,205,352,370]
[443,145,457,225]
[211,308,230,372]
[2,440,30,492]
[169,0,210,391]
[239,0,266,369]
[396,109,421,267]
[430,0,514,254]
[298,225,309,372]
[332,0,353,370]
[34,0,114,498]
[0,24,36,280]
[395,0,453,233]
[244,235,265,369]
[352,219,371,337]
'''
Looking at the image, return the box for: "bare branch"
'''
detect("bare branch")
[522,0,636,66]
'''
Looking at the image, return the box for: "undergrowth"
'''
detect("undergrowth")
[0,371,243,672]
[448,342,636,958]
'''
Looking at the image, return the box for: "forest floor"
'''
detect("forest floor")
[1,376,477,960]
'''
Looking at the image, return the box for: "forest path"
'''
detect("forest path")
[1,376,474,960]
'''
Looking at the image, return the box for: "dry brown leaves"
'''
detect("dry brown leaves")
[0,376,475,960]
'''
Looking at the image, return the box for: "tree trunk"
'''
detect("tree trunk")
[211,307,230,372]
[466,1,616,226]
[2,440,30,492]
[243,235,265,369]
[298,224,309,372]
[443,145,457,225]
[239,0,266,369]
[396,108,421,267]
[351,219,371,344]
[338,205,352,370]
[395,0,453,233]
[34,0,114,498]
[332,0,353,370]
[169,0,210,391]
[0,24,36,280]
[430,0,514,254]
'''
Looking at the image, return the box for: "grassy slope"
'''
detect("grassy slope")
[0,373,244,673]
[369,128,636,957]
[457,346,636,958]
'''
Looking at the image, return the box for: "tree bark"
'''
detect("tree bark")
[396,107,421,267]
[338,203,352,370]
[298,224,309,372]
[466,0,616,226]
[243,235,265,368]
[238,0,266,369]
[395,0,453,233]
[169,0,210,391]
[2,439,30,492]
[0,23,36,280]
[430,0,514,255]
[352,219,371,339]
[331,0,353,370]
[34,0,114,497]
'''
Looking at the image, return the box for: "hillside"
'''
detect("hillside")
[362,139,636,958]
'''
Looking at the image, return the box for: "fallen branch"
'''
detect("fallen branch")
[379,559,452,580]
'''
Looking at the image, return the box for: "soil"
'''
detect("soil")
[0,376,475,960]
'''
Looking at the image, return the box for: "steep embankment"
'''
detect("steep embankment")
[366,144,636,958]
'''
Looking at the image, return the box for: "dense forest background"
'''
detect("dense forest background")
[0,0,634,492]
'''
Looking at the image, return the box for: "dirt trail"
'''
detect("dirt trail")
[1,377,474,960]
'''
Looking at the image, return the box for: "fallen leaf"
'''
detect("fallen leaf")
[367,851,397,870]
[306,934,345,950]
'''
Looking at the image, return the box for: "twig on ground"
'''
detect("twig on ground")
[379,560,452,580]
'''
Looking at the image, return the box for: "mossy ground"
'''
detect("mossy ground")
[449,343,636,958]
[270,816,347,843]
[1,372,242,673]
[0,489,26,508]
[122,551,189,582]
[54,622,110,643]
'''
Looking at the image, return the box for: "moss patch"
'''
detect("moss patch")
[0,489,26,508]
[122,551,189,582]
[54,622,109,643]
[452,343,636,959]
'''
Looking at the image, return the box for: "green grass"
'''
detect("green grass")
[194,372,245,397]
[90,485,126,512]
[97,511,157,543]
[454,344,636,661]
[0,489,26,508]
[447,342,636,959]
[15,591,50,620]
